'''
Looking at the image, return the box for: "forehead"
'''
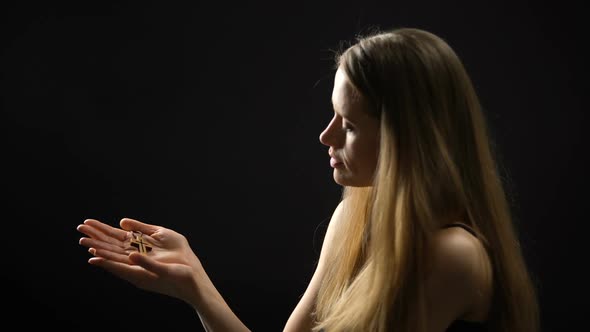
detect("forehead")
[331,68,365,116]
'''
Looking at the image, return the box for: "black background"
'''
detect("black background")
[1,1,586,331]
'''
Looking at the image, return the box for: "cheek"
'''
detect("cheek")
[361,149,379,174]
[360,137,380,176]
[348,139,378,171]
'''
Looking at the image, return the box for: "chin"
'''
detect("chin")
[333,173,372,187]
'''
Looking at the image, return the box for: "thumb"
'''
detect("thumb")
[120,218,160,235]
[129,252,169,276]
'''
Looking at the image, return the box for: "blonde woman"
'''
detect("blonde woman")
[77,27,539,332]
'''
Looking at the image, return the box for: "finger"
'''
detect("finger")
[80,219,128,242]
[120,218,160,236]
[91,247,133,264]
[77,224,127,248]
[79,237,128,256]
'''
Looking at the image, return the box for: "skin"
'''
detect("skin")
[77,218,251,331]
[77,66,492,332]
[319,67,380,187]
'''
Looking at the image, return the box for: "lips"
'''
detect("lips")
[328,149,344,168]
[330,157,344,168]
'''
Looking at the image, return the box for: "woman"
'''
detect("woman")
[77,27,540,332]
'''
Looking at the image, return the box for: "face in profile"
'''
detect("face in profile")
[319,67,380,187]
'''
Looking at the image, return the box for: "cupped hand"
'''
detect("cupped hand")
[77,218,204,306]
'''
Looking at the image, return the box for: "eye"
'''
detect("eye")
[342,121,354,132]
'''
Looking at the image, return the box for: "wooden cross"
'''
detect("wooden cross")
[130,232,152,254]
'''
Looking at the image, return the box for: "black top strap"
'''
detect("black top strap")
[442,222,478,238]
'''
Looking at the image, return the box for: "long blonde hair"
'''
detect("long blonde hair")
[313,27,539,332]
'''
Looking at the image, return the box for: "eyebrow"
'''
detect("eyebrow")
[331,106,357,126]
[331,99,349,117]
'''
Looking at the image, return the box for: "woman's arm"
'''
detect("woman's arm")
[422,226,491,332]
[283,200,345,332]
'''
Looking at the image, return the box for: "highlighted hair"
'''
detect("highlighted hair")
[313,28,539,332]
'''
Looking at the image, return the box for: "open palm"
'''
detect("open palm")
[77,217,203,306]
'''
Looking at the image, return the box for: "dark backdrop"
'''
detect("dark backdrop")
[1,1,586,331]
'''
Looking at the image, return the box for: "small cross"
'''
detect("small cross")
[130,232,152,254]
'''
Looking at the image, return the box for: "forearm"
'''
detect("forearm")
[189,269,251,332]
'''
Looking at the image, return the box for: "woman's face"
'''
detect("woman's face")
[319,67,380,187]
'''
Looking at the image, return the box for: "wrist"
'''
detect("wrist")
[185,265,220,310]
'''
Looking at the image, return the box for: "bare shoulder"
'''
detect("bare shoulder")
[429,226,489,277]
[316,199,346,266]
[424,226,493,330]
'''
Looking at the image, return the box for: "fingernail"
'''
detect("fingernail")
[88,248,96,255]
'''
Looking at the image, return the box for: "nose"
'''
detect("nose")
[319,115,340,147]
